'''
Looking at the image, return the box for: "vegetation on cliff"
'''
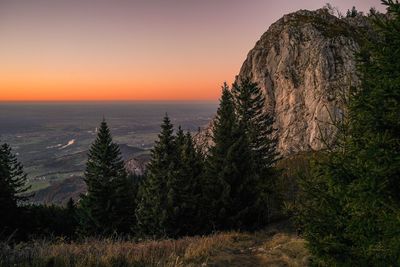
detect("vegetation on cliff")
[296,1,400,265]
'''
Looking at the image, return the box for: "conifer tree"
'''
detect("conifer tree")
[135,115,176,237]
[180,131,204,233]
[204,84,257,231]
[232,78,279,174]
[0,142,30,233]
[297,1,400,264]
[79,119,134,235]
[167,128,204,236]
[164,126,185,236]
[346,6,359,17]
[232,78,280,224]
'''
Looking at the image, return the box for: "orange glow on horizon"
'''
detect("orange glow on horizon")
[0,68,230,101]
[1,0,382,102]
[0,85,220,101]
[0,83,222,101]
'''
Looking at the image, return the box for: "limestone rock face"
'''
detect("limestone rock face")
[235,9,369,155]
[125,158,147,176]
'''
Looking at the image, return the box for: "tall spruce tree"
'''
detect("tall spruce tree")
[135,115,176,237]
[232,78,280,224]
[204,84,257,231]
[297,1,400,265]
[180,131,204,233]
[167,128,204,236]
[0,142,30,234]
[79,119,134,235]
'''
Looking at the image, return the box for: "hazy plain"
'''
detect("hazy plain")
[0,101,217,192]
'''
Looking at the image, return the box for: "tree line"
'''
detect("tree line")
[0,78,280,240]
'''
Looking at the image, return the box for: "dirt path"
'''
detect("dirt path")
[204,224,309,267]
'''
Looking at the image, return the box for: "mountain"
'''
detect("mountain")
[197,8,373,155]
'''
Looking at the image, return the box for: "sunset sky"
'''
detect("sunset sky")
[1,0,384,101]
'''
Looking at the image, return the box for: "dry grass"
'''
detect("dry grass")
[261,233,310,267]
[0,225,310,267]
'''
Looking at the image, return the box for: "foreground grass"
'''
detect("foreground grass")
[0,224,309,267]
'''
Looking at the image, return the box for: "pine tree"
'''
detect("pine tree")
[180,131,204,233]
[204,84,257,231]
[0,142,30,233]
[164,126,185,236]
[232,78,280,225]
[232,78,279,174]
[346,6,359,18]
[203,84,235,231]
[62,198,78,238]
[135,115,176,237]
[297,1,400,265]
[167,128,204,236]
[79,119,134,236]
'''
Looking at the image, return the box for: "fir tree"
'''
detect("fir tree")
[135,115,176,237]
[180,131,204,233]
[297,1,400,265]
[346,6,359,17]
[0,142,30,233]
[204,84,257,231]
[167,128,204,236]
[232,78,279,174]
[79,119,134,236]
[232,78,280,224]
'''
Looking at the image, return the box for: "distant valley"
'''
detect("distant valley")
[0,101,217,202]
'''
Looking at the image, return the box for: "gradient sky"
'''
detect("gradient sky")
[0,0,384,101]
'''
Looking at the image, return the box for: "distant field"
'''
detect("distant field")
[0,101,217,195]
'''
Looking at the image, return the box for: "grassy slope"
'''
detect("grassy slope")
[0,222,309,267]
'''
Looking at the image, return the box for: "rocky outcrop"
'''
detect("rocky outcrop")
[125,158,147,176]
[199,8,372,156]
[237,9,373,155]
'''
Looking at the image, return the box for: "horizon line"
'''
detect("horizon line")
[0,99,219,103]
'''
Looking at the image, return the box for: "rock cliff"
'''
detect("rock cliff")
[199,8,372,155]
[125,157,147,176]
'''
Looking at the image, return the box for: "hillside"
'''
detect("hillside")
[29,176,86,205]
[28,144,149,205]
[0,221,309,267]
[30,155,149,205]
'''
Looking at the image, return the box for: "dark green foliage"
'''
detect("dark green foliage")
[297,1,400,265]
[232,78,280,224]
[137,83,277,235]
[136,116,206,237]
[19,203,78,240]
[203,84,236,230]
[79,119,135,236]
[0,142,30,238]
[346,6,359,17]
[167,129,204,236]
[277,152,313,217]
[135,115,176,237]
[127,172,144,213]
[0,143,78,240]
[204,84,259,231]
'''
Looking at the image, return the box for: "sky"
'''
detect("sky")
[0,0,384,101]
